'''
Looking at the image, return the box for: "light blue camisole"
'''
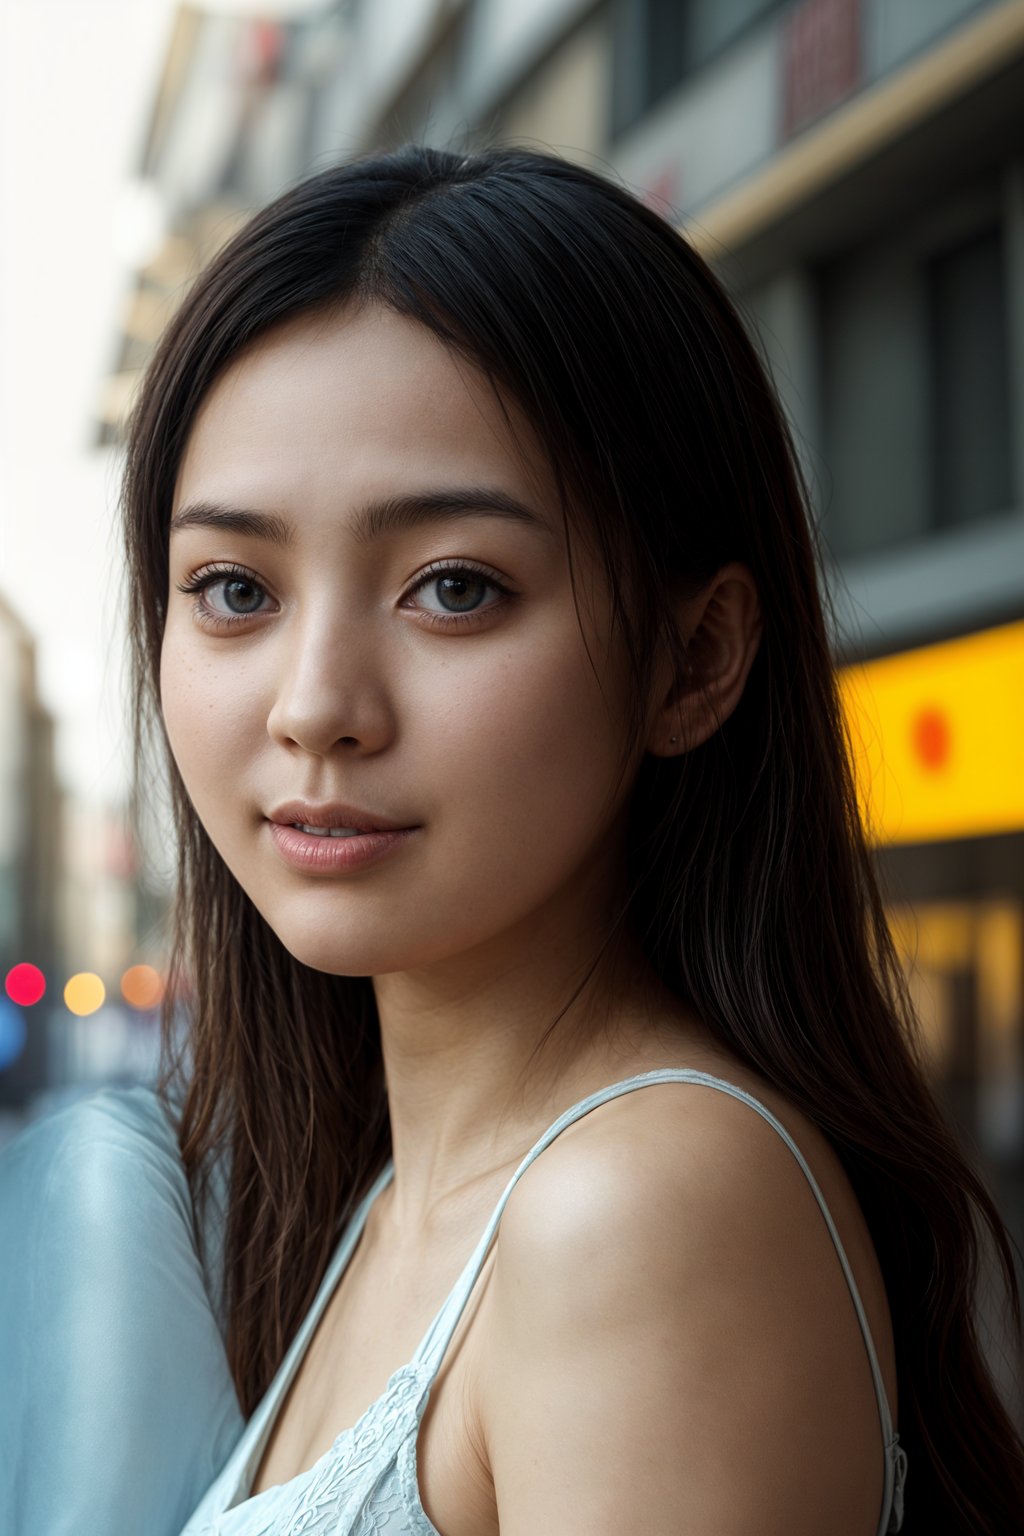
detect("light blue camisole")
[178,1069,908,1536]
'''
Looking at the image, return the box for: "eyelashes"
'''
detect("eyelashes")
[172,558,516,633]
[173,564,266,628]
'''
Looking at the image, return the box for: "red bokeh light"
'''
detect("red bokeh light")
[912,707,951,770]
[5,962,46,1006]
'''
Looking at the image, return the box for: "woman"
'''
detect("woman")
[5,141,1021,1534]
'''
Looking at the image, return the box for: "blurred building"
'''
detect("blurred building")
[99,0,1024,1348]
[0,593,63,1110]
[0,587,162,1137]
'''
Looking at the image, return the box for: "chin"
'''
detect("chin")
[264,912,424,978]
[258,921,389,978]
[273,908,501,979]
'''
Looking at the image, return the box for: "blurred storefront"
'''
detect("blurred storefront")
[98,0,1024,1266]
[842,622,1024,1254]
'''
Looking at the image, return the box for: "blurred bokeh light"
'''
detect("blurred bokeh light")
[63,973,106,1017]
[120,964,165,1011]
[5,963,46,1007]
[0,1000,27,1071]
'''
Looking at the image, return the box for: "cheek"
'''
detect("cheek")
[378,630,629,967]
[158,628,258,793]
[425,623,626,841]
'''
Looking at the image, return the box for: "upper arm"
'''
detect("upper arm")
[480,1089,886,1536]
[0,1085,243,1536]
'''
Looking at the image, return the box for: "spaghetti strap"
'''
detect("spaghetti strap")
[224,1158,398,1504]
[409,1067,906,1534]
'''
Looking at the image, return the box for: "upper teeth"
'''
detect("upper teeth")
[293,823,365,837]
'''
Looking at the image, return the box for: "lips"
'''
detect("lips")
[266,800,415,833]
[268,820,418,874]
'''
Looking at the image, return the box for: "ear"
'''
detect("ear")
[645,562,762,758]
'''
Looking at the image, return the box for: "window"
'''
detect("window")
[818,188,1014,561]
[611,0,788,135]
[929,229,1012,531]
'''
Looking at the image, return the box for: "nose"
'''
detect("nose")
[265,606,395,757]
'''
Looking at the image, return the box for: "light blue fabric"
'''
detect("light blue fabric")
[0,1081,244,1536]
[179,1069,907,1535]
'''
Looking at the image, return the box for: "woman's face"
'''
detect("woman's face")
[161,303,643,977]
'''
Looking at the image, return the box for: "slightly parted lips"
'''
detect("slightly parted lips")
[267,800,415,833]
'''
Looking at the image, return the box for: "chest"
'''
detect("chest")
[248,1230,500,1536]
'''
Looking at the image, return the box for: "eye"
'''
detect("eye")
[401,560,514,630]
[173,558,515,633]
[174,564,272,629]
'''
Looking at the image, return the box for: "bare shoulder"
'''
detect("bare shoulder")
[478,1068,893,1536]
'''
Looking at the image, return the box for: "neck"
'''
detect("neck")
[371,901,690,1235]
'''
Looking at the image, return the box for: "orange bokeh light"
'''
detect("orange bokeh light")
[120,964,165,1010]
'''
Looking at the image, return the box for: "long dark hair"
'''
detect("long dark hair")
[120,142,1023,1529]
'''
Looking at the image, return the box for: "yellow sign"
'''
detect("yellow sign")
[837,618,1024,846]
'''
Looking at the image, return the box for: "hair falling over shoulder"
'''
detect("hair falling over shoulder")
[119,142,1024,1531]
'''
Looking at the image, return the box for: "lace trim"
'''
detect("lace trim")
[886,1432,908,1533]
[188,1363,433,1534]
[283,1363,425,1532]
[396,1386,444,1536]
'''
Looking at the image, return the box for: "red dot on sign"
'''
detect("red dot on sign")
[5,962,46,1006]
[912,707,951,771]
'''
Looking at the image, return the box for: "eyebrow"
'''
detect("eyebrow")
[168,487,554,547]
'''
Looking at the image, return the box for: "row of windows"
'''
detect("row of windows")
[611,0,788,138]
[820,219,1012,557]
[379,5,1019,567]
[748,174,1018,562]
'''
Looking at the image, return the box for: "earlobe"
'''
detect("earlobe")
[649,562,761,758]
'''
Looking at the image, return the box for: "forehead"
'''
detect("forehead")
[173,302,559,520]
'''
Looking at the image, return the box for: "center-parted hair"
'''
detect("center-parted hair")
[120,142,1023,1532]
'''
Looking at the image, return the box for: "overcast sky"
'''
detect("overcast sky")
[0,0,178,812]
